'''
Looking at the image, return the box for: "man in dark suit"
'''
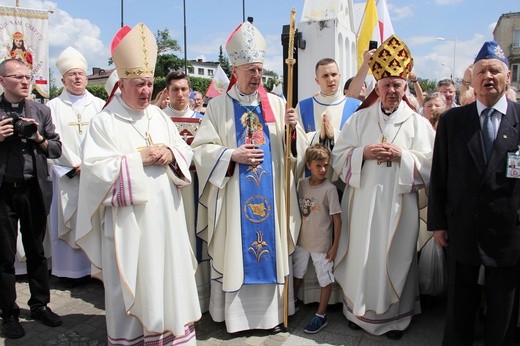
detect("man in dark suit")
[0,59,62,339]
[428,41,520,345]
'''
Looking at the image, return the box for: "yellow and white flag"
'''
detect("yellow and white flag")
[356,0,395,70]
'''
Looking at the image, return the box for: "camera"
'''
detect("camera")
[369,40,378,50]
[4,113,38,138]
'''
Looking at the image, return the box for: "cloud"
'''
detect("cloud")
[409,34,486,82]
[387,3,414,21]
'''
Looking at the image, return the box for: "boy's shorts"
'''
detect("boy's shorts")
[293,245,334,287]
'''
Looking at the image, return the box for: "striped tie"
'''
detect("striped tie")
[482,107,495,160]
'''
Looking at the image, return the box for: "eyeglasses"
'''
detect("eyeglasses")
[2,74,33,82]
[238,66,263,76]
[64,71,86,78]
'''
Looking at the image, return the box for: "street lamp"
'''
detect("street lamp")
[441,63,453,79]
[437,36,457,79]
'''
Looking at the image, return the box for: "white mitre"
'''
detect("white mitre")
[56,46,87,76]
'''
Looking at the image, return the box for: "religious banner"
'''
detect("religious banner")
[0,6,50,98]
[170,117,202,145]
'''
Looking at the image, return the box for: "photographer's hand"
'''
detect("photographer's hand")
[0,118,14,141]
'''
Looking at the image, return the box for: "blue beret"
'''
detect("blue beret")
[474,41,508,65]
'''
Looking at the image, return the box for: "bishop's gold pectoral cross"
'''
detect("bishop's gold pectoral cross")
[137,132,155,151]
[377,135,392,167]
[68,114,90,134]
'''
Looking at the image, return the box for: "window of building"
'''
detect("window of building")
[188,67,194,74]
[208,69,214,77]
[514,29,520,48]
[198,68,204,76]
[512,64,519,83]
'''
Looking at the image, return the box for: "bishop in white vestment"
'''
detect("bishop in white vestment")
[331,35,434,339]
[191,21,306,333]
[75,23,201,345]
[47,46,105,279]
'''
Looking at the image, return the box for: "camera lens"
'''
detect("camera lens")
[14,120,37,138]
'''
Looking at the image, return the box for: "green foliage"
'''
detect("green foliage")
[86,84,109,100]
[218,46,232,78]
[152,77,166,99]
[263,69,280,92]
[189,76,211,95]
[418,79,438,93]
[155,55,191,78]
[156,28,181,54]
[48,69,61,99]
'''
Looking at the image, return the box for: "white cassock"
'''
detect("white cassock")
[163,105,210,313]
[76,94,201,345]
[46,90,104,278]
[191,87,306,333]
[331,100,434,335]
[294,90,360,304]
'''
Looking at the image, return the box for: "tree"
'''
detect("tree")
[156,28,181,54]
[218,46,232,78]
[155,55,189,78]
[262,69,280,92]
[47,68,61,99]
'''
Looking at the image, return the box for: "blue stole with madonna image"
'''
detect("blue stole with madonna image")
[232,98,278,284]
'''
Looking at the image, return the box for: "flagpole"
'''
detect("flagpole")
[283,7,296,330]
[120,0,124,28]
[183,0,188,75]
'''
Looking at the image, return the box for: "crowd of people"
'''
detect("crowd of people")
[0,18,519,346]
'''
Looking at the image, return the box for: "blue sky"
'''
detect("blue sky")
[1,0,519,83]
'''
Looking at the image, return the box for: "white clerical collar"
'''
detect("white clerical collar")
[66,90,87,106]
[167,104,195,118]
[316,90,345,104]
[232,84,260,106]
[117,94,146,118]
[378,100,404,123]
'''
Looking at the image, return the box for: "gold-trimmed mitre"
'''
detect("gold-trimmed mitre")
[369,34,413,80]
[225,21,266,67]
[111,23,157,78]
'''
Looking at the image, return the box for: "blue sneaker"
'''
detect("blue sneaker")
[303,314,328,334]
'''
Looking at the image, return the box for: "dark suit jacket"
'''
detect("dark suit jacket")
[428,99,520,267]
[0,96,62,214]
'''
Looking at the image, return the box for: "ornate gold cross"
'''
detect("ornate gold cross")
[377,135,392,167]
[68,114,89,134]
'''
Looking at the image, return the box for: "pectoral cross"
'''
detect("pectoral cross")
[137,132,155,151]
[68,114,89,134]
[377,135,392,167]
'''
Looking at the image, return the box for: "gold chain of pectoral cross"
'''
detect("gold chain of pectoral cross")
[68,113,90,134]
[377,120,404,167]
[130,113,154,151]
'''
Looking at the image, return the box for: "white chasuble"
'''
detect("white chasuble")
[76,95,201,343]
[191,88,307,332]
[331,100,434,335]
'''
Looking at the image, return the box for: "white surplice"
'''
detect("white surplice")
[331,100,434,335]
[191,87,306,333]
[47,90,104,278]
[76,95,201,344]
